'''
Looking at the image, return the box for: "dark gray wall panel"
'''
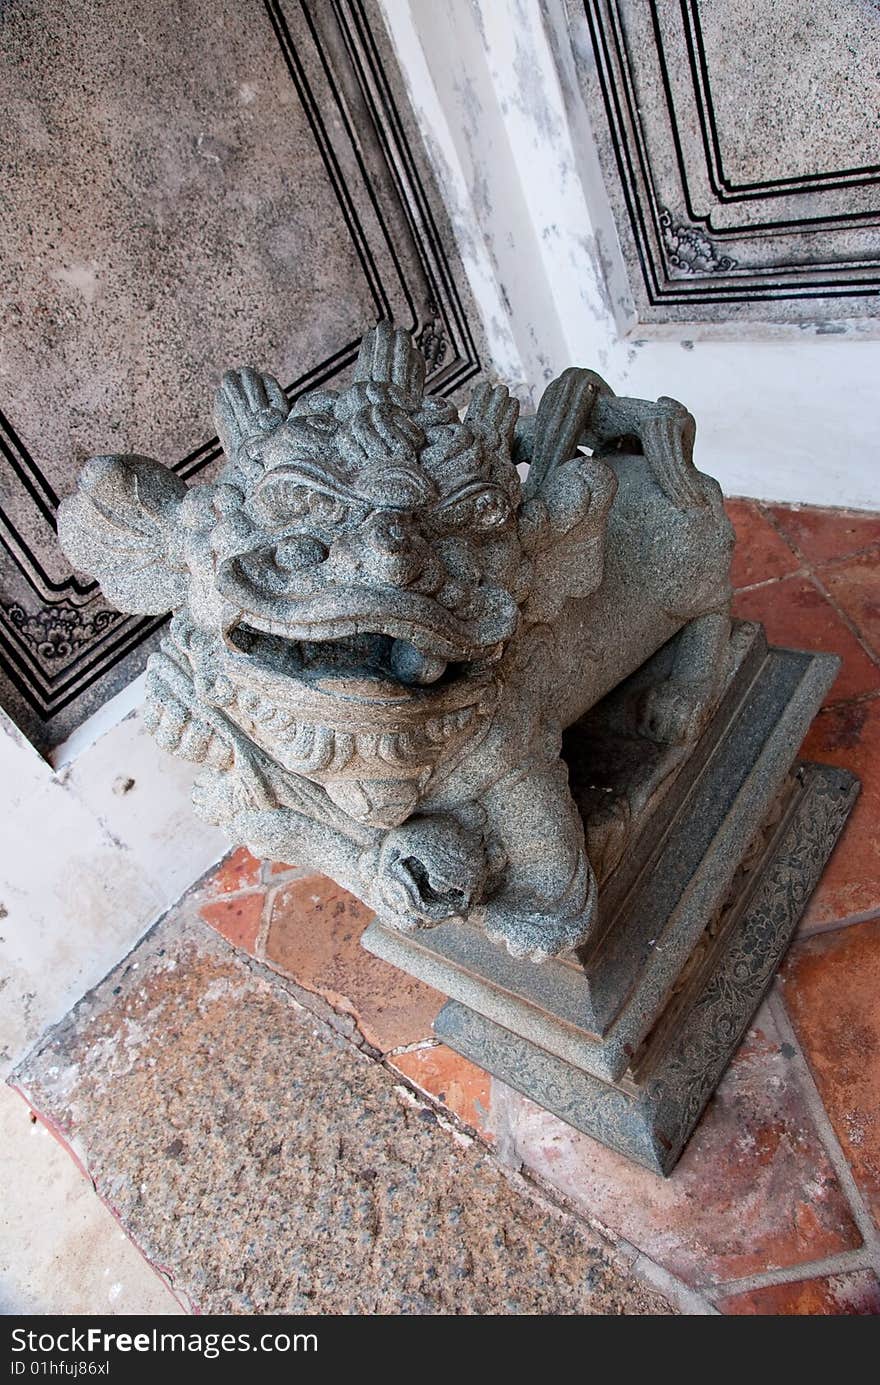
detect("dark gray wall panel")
[576,0,880,322]
[0,0,482,750]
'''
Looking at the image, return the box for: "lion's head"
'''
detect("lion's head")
[59,324,612,828]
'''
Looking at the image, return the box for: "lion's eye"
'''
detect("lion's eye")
[442,488,511,532]
[308,491,347,523]
[266,481,311,519]
[250,481,308,523]
[252,480,349,527]
[472,490,511,530]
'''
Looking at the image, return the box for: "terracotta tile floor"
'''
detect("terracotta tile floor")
[53,501,880,1314]
[726,500,880,930]
[178,499,880,1314]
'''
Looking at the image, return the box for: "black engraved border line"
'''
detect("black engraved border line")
[266,0,393,326]
[0,0,481,723]
[0,614,156,715]
[647,2,880,246]
[654,2,880,236]
[336,0,480,374]
[0,342,366,719]
[585,0,662,300]
[635,2,880,284]
[299,0,421,336]
[683,0,880,201]
[0,411,95,601]
[273,0,479,391]
[585,1,880,304]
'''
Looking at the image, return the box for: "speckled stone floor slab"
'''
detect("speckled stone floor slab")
[11,915,670,1315]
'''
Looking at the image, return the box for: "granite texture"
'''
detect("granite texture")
[436,762,858,1173]
[365,635,844,1082]
[573,0,880,321]
[58,322,734,961]
[169,504,880,1309]
[0,0,482,747]
[11,914,671,1316]
[363,628,857,1172]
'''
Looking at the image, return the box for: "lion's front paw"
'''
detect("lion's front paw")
[637,677,716,745]
[363,814,487,929]
[483,899,595,962]
[482,852,598,962]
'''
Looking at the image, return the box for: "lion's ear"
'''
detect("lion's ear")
[57,455,189,615]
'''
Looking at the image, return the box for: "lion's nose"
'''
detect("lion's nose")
[370,512,412,554]
[359,511,426,588]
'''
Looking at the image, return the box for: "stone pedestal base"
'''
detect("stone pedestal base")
[363,625,859,1174]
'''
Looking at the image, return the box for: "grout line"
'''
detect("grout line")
[262,865,315,884]
[626,1250,718,1315]
[254,881,277,958]
[767,987,880,1252]
[707,1246,879,1301]
[821,688,880,712]
[238,945,377,1055]
[754,500,880,672]
[197,883,264,906]
[814,541,880,573]
[809,569,880,672]
[194,869,319,916]
[755,501,815,567]
[733,569,806,596]
[798,904,880,940]
[384,1037,441,1058]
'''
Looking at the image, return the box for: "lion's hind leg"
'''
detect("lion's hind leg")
[637,609,731,744]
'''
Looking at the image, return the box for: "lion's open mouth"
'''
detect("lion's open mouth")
[227,623,473,689]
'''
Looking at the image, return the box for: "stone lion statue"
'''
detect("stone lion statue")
[59,322,733,960]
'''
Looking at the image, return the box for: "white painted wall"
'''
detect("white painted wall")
[379,0,880,511]
[0,701,225,1074]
